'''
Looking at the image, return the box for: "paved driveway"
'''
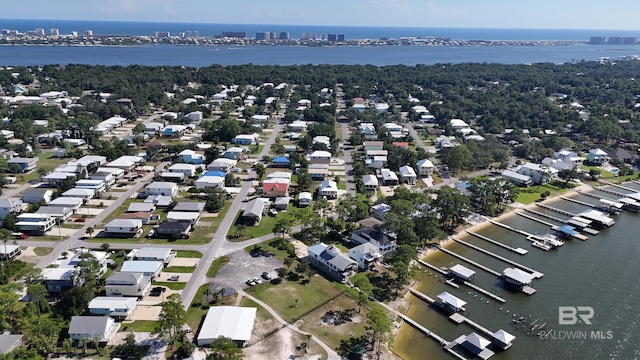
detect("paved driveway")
[209,248,283,290]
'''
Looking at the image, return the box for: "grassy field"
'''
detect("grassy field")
[185,284,236,332]
[176,250,203,258]
[151,281,187,290]
[163,266,196,273]
[206,256,230,278]
[245,274,344,323]
[516,182,576,204]
[33,247,53,256]
[228,205,305,241]
[121,320,158,332]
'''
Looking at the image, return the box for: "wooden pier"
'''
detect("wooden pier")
[417,260,506,303]
[521,208,567,223]
[449,313,495,339]
[451,237,542,278]
[560,195,595,208]
[466,230,528,255]
[437,245,502,277]
[536,204,577,217]
[409,288,436,304]
[599,180,637,193]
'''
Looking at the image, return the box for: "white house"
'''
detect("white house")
[105,272,152,298]
[134,247,176,264]
[16,213,56,234]
[358,123,376,136]
[399,165,417,185]
[88,297,137,318]
[365,156,387,169]
[586,148,609,165]
[195,176,225,189]
[68,316,120,343]
[35,206,73,222]
[310,150,331,164]
[371,203,392,221]
[0,198,21,220]
[380,168,399,185]
[517,163,558,184]
[208,158,237,173]
[61,188,95,200]
[120,260,163,279]
[146,182,178,197]
[416,159,435,176]
[363,174,378,191]
[307,242,357,281]
[288,120,307,132]
[21,189,54,204]
[169,163,197,177]
[48,197,83,212]
[318,180,338,199]
[104,219,143,237]
[351,228,397,254]
[197,306,258,347]
[298,192,312,207]
[91,171,115,187]
[349,242,383,270]
[106,155,144,171]
[501,170,533,187]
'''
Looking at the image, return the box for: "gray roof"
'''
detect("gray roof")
[21,189,52,197]
[127,202,155,212]
[0,334,23,355]
[136,247,172,260]
[106,271,145,284]
[35,206,71,215]
[172,201,205,212]
[105,218,143,228]
[328,253,357,271]
[243,198,265,218]
[68,316,112,335]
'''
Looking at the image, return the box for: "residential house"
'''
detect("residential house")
[308,164,329,180]
[399,165,417,185]
[243,198,266,225]
[106,155,144,171]
[298,192,312,207]
[186,111,203,121]
[222,147,245,160]
[375,103,390,113]
[43,268,79,293]
[516,163,558,185]
[262,180,290,198]
[91,171,115,187]
[380,168,399,185]
[349,243,383,270]
[118,212,153,225]
[358,123,376,136]
[166,211,201,225]
[106,271,151,297]
[310,150,331,164]
[104,219,143,237]
[169,163,198,177]
[352,228,397,254]
[61,188,95,200]
[75,179,107,193]
[96,167,125,179]
[162,124,187,137]
[312,136,331,149]
[208,158,237,173]
[144,122,164,136]
[608,148,637,164]
[251,114,269,122]
[161,172,185,182]
[48,197,83,212]
[271,156,290,168]
[120,260,163,278]
[363,141,384,151]
[16,213,55,234]
[146,182,178,197]
[43,171,76,186]
[416,159,435,177]
[178,149,206,165]
[88,297,137,318]
[273,196,290,211]
[307,242,357,281]
[145,195,173,208]
[195,175,225,189]
[382,123,406,138]
[0,334,22,355]
[0,198,21,220]
[134,247,176,265]
[365,156,387,169]
[21,189,54,205]
[232,134,258,145]
[501,170,533,187]
[288,120,307,132]
[7,157,38,172]
[318,180,338,199]
[35,206,73,222]
[371,203,392,221]
[68,316,120,343]
[127,202,155,213]
[0,244,22,260]
[155,221,191,237]
[541,157,575,172]
[172,201,205,213]
[586,148,609,165]
[362,174,378,191]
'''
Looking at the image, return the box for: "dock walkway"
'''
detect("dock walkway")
[437,245,502,277]
[449,313,495,339]
[466,230,528,255]
[451,237,543,278]
[521,208,567,223]
[599,180,637,193]
[536,204,577,217]
[577,189,615,201]
[560,195,595,208]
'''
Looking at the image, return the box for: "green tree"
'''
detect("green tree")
[206,336,243,360]
[254,163,265,180]
[272,216,292,239]
[154,294,187,350]
[366,308,392,355]
[26,284,49,315]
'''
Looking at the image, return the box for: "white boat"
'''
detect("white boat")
[532,240,551,251]
[539,233,564,248]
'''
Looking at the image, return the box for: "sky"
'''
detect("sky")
[2,0,640,30]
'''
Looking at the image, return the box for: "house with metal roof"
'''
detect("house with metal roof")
[88,297,137,318]
[362,174,378,191]
[307,242,357,282]
[178,149,206,165]
[437,291,467,313]
[155,221,191,237]
[120,260,163,279]
[208,158,237,173]
[298,192,312,207]
[146,182,178,197]
[197,306,258,347]
[168,163,198,177]
[172,201,205,213]
[16,213,56,234]
[318,180,338,199]
[0,198,22,220]
[262,180,290,198]
[501,170,533,187]
[380,168,399,185]
[68,316,120,343]
[61,188,95,200]
[35,206,73,222]
[167,211,201,225]
[310,150,331,164]
[243,198,266,225]
[348,242,382,270]
[105,272,151,297]
[7,157,37,172]
[417,159,435,177]
[0,244,21,260]
[371,203,392,221]
[106,155,144,170]
[0,334,23,355]
[449,264,476,282]
[459,332,493,359]
[127,202,155,213]
[104,219,143,237]
[135,247,176,264]
[399,165,417,185]
[21,189,54,204]
[351,228,396,254]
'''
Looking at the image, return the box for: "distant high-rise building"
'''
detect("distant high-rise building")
[1,29,9,35]
[302,33,317,40]
[270,32,277,40]
[49,28,59,36]
[155,31,171,38]
[85,30,93,36]
[327,34,337,42]
[71,31,78,37]
[255,32,270,41]
[589,36,606,45]
[222,31,246,38]
[278,32,290,40]
[337,34,345,42]
[35,28,45,36]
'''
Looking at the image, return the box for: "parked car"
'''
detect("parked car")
[152,286,166,293]
[168,275,180,281]
[74,217,86,222]
[252,277,263,284]
[146,229,155,238]
[269,208,278,216]
[12,232,27,239]
[246,278,256,286]
[261,272,272,280]
[136,191,150,199]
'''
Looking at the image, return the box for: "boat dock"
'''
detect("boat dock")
[514,211,557,227]
[599,180,637,193]
[536,204,577,217]
[451,237,542,278]
[592,185,627,198]
[437,245,502,277]
[521,208,567,223]
[576,189,616,201]
[449,313,495,339]
[417,260,505,303]
[409,288,436,304]
[486,218,533,237]
[522,286,537,295]
[466,230,528,255]
[559,195,595,208]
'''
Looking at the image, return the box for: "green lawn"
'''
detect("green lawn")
[121,320,158,332]
[163,266,196,273]
[206,256,230,278]
[12,152,69,184]
[33,247,53,256]
[185,284,236,331]
[228,205,305,241]
[152,281,187,290]
[245,275,344,323]
[176,250,203,258]
[516,182,576,204]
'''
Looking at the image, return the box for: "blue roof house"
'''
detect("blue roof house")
[272,156,291,168]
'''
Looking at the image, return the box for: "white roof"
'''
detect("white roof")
[363,174,378,186]
[417,159,434,168]
[399,165,416,177]
[380,169,398,181]
[136,247,172,259]
[197,306,257,344]
[147,181,177,190]
[437,291,467,309]
[88,297,137,310]
[320,180,337,190]
[464,332,491,350]
[121,260,162,273]
[169,163,197,171]
[450,264,475,279]
[62,188,95,196]
[310,150,331,158]
[106,218,143,228]
[107,156,143,168]
[493,329,516,345]
[502,268,535,285]
[167,211,200,221]
[266,171,292,180]
[298,192,312,200]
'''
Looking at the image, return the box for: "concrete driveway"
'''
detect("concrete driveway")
[209,248,283,290]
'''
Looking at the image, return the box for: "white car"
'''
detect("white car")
[252,277,263,284]
[246,278,256,286]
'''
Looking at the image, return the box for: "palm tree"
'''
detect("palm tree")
[86,227,94,238]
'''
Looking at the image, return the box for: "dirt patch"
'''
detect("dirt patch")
[198,221,214,227]
[290,240,308,258]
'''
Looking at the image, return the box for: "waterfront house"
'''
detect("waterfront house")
[351,228,396,254]
[586,148,609,165]
[516,163,557,185]
[68,316,120,344]
[501,170,533,187]
[307,242,357,282]
[371,203,392,221]
[349,242,382,270]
